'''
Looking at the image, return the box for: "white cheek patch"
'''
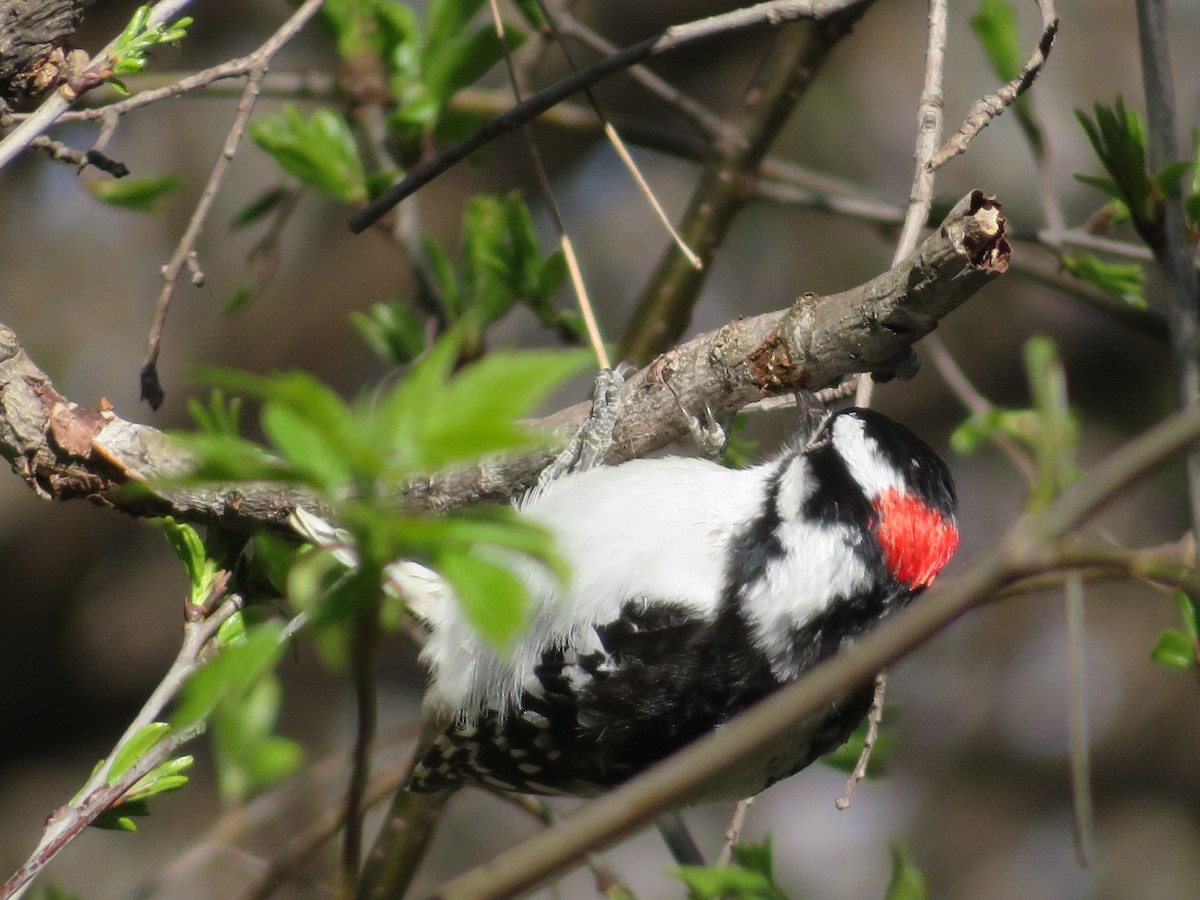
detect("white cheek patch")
[742,517,871,681]
[831,415,904,500]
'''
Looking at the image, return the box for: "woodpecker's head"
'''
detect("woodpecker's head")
[817,407,959,589]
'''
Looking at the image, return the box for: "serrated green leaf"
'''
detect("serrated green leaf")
[85,174,184,212]
[885,845,927,900]
[1151,629,1196,670]
[108,722,172,784]
[250,105,366,204]
[436,550,530,648]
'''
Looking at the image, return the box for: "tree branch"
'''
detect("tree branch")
[0,191,1007,524]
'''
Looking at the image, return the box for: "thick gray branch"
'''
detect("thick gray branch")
[0,190,1008,526]
[0,0,87,92]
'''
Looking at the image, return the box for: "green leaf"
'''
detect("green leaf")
[171,621,288,727]
[511,0,547,30]
[231,185,290,229]
[261,402,354,489]
[1178,591,1200,640]
[425,0,488,62]
[1075,99,1156,234]
[188,389,242,437]
[435,550,530,648]
[1024,336,1077,507]
[108,722,171,784]
[1151,629,1195,671]
[424,24,526,110]
[422,233,461,318]
[126,755,194,800]
[92,799,150,832]
[162,517,224,606]
[971,0,1022,82]
[250,105,367,204]
[1072,173,1123,201]
[212,675,303,802]
[1059,253,1144,306]
[85,174,183,212]
[399,349,589,471]
[1154,159,1193,196]
[673,863,784,900]
[885,845,927,900]
[731,838,774,879]
[350,300,428,366]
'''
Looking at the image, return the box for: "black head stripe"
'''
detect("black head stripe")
[834,408,957,517]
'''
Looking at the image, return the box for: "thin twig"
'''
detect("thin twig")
[549,2,729,140]
[29,134,129,176]
[350,0,873,233]
[1063,572,1095,866]
[1135,0,1200,565]
[139,0,328,409]
[534,0,702,268]
[857,0,946,409]
[484,0,610,369]
[834,672,887,810]
[136,725,422,898]
[929,0,1059,170]
[0,595,244,900]
[0,0,200,170]
[241,754,418,900]
[717,798,754,866]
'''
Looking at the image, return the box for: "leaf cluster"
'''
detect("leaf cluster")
[176,331,587,646]
[1074,99,1200,245]
[312,0,537,154]
[352,192,579,366]
[108,5,194,95]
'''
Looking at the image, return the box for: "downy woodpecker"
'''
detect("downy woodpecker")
[409,407,958,799]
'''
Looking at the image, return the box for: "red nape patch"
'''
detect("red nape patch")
[873,488,959,588]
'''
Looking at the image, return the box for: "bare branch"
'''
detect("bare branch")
[930,0,1059,170]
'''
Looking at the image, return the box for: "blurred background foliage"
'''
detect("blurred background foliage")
[1,0,1199,897]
